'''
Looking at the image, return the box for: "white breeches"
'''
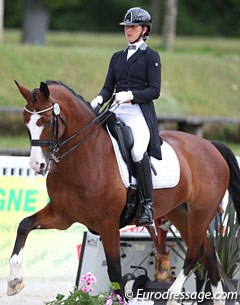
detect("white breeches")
[112,103,150,162]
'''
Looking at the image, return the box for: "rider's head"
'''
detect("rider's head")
[119,7,152,43]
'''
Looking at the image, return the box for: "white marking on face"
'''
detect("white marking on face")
[26,113,46,172]
[8,248,24,281]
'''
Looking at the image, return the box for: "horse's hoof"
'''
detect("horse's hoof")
[7,278,24,296]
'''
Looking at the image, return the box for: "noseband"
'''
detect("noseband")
[24,102,62,154]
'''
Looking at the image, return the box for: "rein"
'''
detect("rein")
[53,99,118,162]
[25,96,118,163]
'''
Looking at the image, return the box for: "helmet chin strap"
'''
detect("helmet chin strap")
[130,26,145,44]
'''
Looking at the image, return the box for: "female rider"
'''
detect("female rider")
[91,7,162,226]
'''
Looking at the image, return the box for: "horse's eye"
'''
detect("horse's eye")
[44,119,53,127]
[42,117,53,127]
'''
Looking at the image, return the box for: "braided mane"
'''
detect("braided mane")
[45,80,89,105]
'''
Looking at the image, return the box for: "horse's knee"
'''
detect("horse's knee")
[17,217,34,236]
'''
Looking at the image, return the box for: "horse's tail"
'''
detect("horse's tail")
[211,141,240,224]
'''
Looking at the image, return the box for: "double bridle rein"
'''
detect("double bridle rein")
[24,97,117,163]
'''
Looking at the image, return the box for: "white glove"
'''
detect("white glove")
[115,91,133,104]
[91,95,103,109]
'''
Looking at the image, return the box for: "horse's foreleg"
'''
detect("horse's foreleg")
[100,227,122,293]
[7,202,71,296]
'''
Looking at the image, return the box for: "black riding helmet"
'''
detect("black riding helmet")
[119,7,152,41]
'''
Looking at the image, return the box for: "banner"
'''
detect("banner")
[0,176,85,278]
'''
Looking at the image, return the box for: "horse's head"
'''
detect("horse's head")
[15,81,66,175]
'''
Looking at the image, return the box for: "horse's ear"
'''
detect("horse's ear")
[14,80,31,101]
[39,82,50,99]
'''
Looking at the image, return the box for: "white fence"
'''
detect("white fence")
[0,155,38,177]
[0,154,237,214]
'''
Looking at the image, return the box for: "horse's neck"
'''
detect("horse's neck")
[59,104,113,177]
[62,100,95,140]
[56,129,112,191]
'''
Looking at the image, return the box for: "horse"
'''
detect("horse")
[8,80,240,305]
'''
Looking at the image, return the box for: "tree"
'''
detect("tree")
[150,0,162,34]
[0,0,4,43]
[22,0,80,45]
[22,0,49,45]
[162,0,178,50]
[4,0,240,37]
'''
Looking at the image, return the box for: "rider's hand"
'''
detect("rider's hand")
[115,91,133,104]
[91,95,103,110]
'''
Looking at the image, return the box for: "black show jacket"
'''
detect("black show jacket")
[99,42,162,160]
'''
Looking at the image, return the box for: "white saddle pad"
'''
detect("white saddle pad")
[108,131,180,189]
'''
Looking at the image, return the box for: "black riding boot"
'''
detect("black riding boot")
[135,153,154,226]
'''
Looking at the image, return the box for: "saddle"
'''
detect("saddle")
[104,112,136,179]
[99,111,140,227]
[89,110,180,235]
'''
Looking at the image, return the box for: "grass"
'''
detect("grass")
[0,135,29,149]
[0,30,240,151]
[1,30,240,115]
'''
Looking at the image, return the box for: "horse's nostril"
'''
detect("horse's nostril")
[40,163,45,170]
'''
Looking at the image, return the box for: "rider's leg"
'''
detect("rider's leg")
[134,152,154,226]
[113,104,153,226]
[127,112,153,226]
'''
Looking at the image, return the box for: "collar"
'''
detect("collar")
[124,41,147,52]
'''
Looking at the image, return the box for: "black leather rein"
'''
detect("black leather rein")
[24,96,118,163]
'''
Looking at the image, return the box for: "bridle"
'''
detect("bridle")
[24,96,117,163]
[24,102,63,155]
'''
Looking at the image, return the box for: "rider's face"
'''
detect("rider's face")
[124,25,146,43]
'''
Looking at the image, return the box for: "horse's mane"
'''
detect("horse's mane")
[45,80,90,107]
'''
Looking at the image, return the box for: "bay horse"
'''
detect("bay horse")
[8,80,240,305]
